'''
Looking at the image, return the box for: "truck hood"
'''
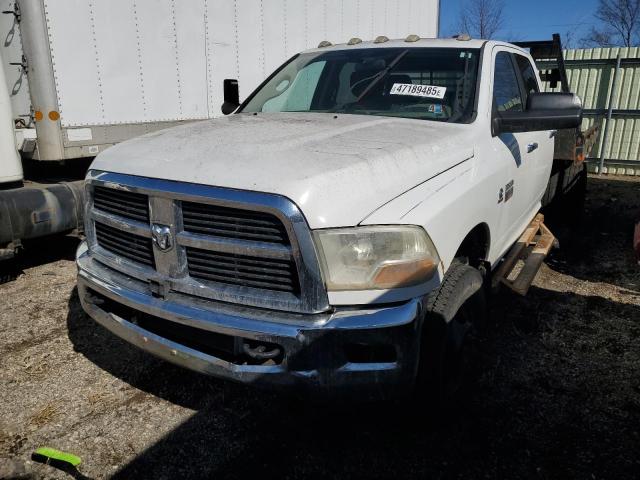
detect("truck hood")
[91,112,474,228]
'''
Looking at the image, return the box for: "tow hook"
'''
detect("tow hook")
[243,342,281,360]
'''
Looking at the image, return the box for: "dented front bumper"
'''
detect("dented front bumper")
[76,242,423,399]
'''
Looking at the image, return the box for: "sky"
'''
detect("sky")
[439,0,601,47]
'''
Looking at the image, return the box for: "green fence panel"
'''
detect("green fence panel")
[541,47,640,174]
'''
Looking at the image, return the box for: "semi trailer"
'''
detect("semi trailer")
[1,0,439,275]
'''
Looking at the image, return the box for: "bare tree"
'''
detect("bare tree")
[582,0,640,47]
[563,30,576,49]
[581,27,615,47]
[458,0,505,39]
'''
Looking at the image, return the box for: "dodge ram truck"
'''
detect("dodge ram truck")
[76,36,582,400]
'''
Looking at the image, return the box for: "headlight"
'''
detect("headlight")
[313,226,440,291]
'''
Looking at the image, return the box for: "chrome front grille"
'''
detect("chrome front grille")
[182,202,289,245]
[93,186,149,222]
[186,247,299,293]
[85,171,328,314]
[94,222,155,267]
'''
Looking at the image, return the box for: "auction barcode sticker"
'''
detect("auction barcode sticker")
[389,83,446,99]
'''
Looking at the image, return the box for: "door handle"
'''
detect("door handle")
[527,142,538,153]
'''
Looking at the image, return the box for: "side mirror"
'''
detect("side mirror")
[493,92,582,136]
[221,79,240,115]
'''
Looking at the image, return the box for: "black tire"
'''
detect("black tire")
[416,260,487,408]
[0,258,19,285]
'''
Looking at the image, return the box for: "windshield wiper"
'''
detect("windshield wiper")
[337,49,410,112]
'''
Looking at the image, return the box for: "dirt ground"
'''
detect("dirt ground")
[1,174,639,480]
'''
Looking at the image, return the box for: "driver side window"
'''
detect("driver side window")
[493,52,524,112]
[515,54,540,106]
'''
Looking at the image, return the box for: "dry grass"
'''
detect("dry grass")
[28,403,61,428]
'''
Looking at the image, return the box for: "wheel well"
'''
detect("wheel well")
[454,223,490,268]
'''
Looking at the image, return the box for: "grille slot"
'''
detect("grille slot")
[93,186,149,223]
[186,247,299,293]
[95,222,155,267]
[182,202,289,245]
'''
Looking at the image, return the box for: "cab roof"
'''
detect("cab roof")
[303,37,521,54]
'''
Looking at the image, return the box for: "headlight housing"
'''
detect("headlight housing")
[313,226,440,291]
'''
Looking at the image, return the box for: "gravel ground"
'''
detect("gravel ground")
[1,174,639,480]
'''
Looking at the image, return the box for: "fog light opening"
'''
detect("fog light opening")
[345,343,397,363]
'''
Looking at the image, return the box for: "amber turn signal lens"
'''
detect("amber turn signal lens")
[48,111,60,121]
[372,258,438,289]
[34,110,43,121]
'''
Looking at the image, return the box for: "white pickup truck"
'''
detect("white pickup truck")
[76,36,582,400]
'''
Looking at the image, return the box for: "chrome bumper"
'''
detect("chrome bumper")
[76,243,423,398]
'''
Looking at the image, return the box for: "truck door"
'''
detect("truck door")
[490,50,538,242]
[513,53,555,208]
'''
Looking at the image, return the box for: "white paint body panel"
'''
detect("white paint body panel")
[91,39,554,306]
[42,0,439,128]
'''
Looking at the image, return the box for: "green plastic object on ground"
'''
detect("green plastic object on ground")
[32,447,82,467]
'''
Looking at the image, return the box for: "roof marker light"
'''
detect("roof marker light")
[347,37,362,45]
[374,35,389,44]
[454,33,472,41]
[317,40,333,48]
[404,34,420,42]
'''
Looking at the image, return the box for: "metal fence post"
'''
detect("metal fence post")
[598,53,621,174]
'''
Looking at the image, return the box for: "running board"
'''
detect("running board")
[492,214,557,296]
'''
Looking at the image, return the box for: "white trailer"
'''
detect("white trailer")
[2,0,439,162]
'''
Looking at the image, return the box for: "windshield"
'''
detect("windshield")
[241,47,480,123]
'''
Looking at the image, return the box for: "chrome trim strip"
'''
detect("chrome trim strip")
[169,275,303,314]
[91,209,150,237]
[338,362,397,372]
[177,231,293,260]
[78,261,319,334]
[149,196,187,279]
[92,246,159,280]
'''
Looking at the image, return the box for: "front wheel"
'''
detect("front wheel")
[416,260,487,408]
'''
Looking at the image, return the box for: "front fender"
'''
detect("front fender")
[360,155,497,272]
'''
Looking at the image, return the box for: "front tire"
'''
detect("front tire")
[416,260,487,408]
